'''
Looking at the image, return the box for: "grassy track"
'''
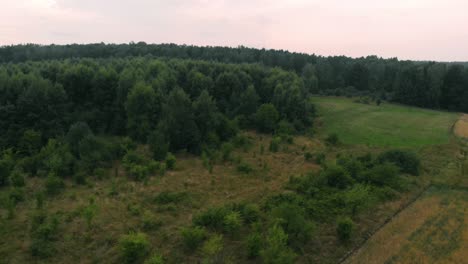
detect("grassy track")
[313,97,458,148]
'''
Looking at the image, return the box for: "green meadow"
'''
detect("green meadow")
[313,97,459,148]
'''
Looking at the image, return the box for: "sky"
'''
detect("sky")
[1,0,467,61]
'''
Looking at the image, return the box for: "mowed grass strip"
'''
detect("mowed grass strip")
[313,97,459,148]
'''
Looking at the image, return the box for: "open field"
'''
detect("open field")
[346,187,468,264]
[313,97,459,148]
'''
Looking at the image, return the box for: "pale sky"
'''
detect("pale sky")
[1,0,468,61]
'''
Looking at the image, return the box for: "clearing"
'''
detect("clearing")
[313,97,458,148]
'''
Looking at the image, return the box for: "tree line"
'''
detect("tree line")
[1,43,468,112]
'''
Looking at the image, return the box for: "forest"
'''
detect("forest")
[1,43,468,112]
[0,44,466,263]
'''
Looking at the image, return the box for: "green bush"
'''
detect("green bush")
[246,232,262,258]
[260,224,296,264]
[240,203,261,223]
[336,217,355,242]
[304,152,313,161]
[118,232,150,264]
[165,153,176,170]
[271,203,314,247]
[269,137,281,152]
[322,165,354,189]
[363,163,400,188]
[223,211,242,233]
[10,170,25,187]
[315,152,326,165]
[144,254,164,264]
[201,234,224,262]
[29,212,60,258]
[220,142,234,162]
[142,211,163,231]
[9,187,25,204]
[181,226,207,251]
[154,191,187,205]
[325,133,339,146]
[193,207,230,230]
[377,150,420,175]
[237,162,253,174]
[45,173,65,196]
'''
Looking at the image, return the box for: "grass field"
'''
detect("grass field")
[313,97,459,148]
[346,187,468,264]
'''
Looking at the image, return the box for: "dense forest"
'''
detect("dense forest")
[1,43,468,112]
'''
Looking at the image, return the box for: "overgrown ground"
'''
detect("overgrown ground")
[0,97,464,264]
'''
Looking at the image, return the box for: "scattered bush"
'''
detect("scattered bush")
[363,163,400,188]
[154,191,188,205]
[269,137,281,152]
[271,203,314,247]
[239,203,261,223]
[165,153,176,170]
[304,152,313,161]
[118,232,150,264]
[325,133,339,146]
[237,162,253,174]
[201,234,224,262]
[144,254,164,264]
[29,212,60,258]
[246,232,262,258]
[193,207,230,230]
[220,142,234,162]
[260,224,296,264]
[9,187,25,204]
[315,152,326,165]
[377,150,420,175]
[148,130,169,161]
[181,226,207,251]
[336,217,355,242]
[322,165,354,189]
[45,173,65,196]
[10,170,25,187]
[223,211,243,234]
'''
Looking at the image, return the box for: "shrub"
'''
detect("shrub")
[255,104,279,133]
[363,163,400,188]
[30,212,60,258]
[142,211,163,231]
[322,165,354,189]
[10,170,25,187]
[336,217,355,242]
[0,159,12,187]
[271,203,314,246]
[201,234,224,261]
[181,226,207,251]
[193,207,230,230]
[269,137,281,152]
[9,187,25,204]
[315,152,326,165]
[118,232,150,264]
[154,191,187,205]
[223,211,243,233]
[240,203,261,223]
[45,173,65,196]
[237,162,253,174]
[304,152,313,161]
[246,232,262,258]
[276,120,295,136]
[377,150,420,175]
[165,153,176,170]
[144,254,164,264]
[220,142,234,162]
[325,133,340,145]
[260,224,296,264]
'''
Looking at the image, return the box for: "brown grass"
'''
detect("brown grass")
[454,114,468,139]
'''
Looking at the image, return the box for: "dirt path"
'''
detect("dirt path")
[454,114,468,139]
